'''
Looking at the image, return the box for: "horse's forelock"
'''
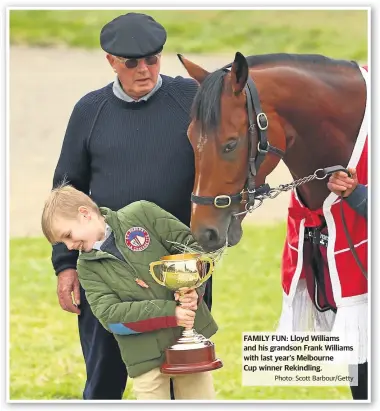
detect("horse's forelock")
[191,69,228,137]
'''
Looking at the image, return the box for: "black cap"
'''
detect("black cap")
[100,13,167,58]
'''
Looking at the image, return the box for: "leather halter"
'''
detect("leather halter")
[191,70,285,209]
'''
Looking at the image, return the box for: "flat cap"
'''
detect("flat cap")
[100,12,167,58]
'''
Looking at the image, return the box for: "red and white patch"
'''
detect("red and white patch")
[125,227,150,252]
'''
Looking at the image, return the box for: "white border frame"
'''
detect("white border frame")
[4,3,376,410]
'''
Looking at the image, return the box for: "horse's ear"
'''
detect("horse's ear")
[231,52,249,95]
[177,54,209,84]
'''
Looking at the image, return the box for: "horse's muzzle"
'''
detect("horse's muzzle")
[196,226,226,252]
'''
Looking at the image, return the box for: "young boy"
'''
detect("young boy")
[41,184,218,400]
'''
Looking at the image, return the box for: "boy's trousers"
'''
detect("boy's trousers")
[133,367,216,400]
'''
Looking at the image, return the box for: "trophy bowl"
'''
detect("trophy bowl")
[149,253,223,374]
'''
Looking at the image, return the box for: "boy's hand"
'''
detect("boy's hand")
[174,288,198,311]
[175,306,196,329]
[327,167,358,198]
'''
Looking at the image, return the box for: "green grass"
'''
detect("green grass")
[9,223,351,400]
[9,9,367,60]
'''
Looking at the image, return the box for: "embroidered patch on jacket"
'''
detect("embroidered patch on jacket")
[125,227,151,252]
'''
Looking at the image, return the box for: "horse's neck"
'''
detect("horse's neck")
[283,130,357,210]
[268,65,365,210]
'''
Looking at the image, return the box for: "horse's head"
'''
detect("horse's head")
[179,52,285,252]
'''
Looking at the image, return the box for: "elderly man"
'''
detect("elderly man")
[51,12,212,400]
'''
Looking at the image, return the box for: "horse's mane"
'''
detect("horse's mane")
[192,53,359,135]
[244,53,357,68]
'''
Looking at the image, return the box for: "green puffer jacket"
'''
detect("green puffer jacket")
[77,200,218,378]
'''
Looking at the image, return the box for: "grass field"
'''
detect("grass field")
[9,9,367,59]
[9,223,351,400]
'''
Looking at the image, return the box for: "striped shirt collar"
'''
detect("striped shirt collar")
[93,224,112,251]
[113,75,162,102]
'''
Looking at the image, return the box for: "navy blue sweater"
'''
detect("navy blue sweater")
[52,75,198,275]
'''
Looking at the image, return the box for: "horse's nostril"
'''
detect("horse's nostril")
[203,228,219,243]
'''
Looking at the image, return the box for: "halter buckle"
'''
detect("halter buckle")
[257,113,268,131]
[214,195,232,208]
[257,141,269,153]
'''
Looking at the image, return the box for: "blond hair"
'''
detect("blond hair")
[41,182,101,244]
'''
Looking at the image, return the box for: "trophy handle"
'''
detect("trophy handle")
[149,261,165,286]
[197,256,215,284]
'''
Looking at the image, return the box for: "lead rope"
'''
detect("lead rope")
[234,167,333,217]
[234,165,367,280]
[339,195,367,279]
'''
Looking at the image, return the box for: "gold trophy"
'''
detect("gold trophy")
[149,253,223,374]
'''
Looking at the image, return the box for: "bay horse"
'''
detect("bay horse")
[178,52,369,400]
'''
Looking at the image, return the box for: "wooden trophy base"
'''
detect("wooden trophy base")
[160,338,223,375]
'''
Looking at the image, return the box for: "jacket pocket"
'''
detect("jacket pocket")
[120,333,162,366]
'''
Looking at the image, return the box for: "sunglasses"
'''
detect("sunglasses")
[116,54,160,69]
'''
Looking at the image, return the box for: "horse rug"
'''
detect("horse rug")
[277,66,369,364]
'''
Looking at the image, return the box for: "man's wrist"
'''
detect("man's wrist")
[56,266,77,276]
[343,184,367,206]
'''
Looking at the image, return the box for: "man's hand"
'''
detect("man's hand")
[57,268,81,315]
[175,306,196,329]
[327,167,358,198]
[174,287,198,311]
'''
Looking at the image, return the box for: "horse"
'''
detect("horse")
[178,52,368,400]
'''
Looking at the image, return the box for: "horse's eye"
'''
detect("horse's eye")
[223,140,238,153]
